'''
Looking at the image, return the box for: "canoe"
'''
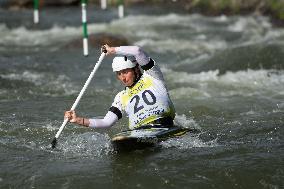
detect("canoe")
[111,126,196,152]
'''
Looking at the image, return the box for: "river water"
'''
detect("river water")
[0,4,283,189]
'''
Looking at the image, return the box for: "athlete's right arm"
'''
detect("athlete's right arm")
[88,92,124,128]
[64,92,123,128]
[64,110,118,128]
[88,111,118,128]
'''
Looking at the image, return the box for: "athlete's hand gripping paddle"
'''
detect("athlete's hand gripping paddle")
[51,50,107,149]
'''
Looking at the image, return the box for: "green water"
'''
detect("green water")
[0,5,283,189]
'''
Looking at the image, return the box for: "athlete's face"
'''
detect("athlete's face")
[116,68,135,87]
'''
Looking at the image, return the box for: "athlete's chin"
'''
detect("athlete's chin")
[125,84,132,87]
[123,81,134,87]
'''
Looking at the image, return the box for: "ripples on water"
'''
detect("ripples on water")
[0,6,283,189]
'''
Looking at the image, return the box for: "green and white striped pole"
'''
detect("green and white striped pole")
[81,0,88,56]
[118,0,124,18]
[101,0,107,10]
[33,0,39,24]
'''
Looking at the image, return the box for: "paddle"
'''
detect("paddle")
[51,50,107,149]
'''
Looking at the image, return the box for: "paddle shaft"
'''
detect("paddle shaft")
[54,52,106,140]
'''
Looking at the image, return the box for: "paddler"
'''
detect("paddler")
[64,45,176,130]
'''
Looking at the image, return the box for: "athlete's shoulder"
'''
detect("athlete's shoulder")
[113,89,130,109]
[144,62,165,82]
[114,90,127,100]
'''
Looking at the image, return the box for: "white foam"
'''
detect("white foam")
[228,17,248,32]
[0,71,78,96]
[111,14,283,53]
[240,110,257,116]
[228,16,271,32]
[135,38,227,55]
[213,15,228,22]
[165,69,219,83]
[160,133,218,149]
[0,23,106,47]
[157,114,213,149]
[42,122,60,132]
[219,70,284,92]
[170,87,211,100]
[174,114,200,129]
[166,69,284,98]
[0,24,72,46]
[60,132,113,158]
[1,14,283,54]
[1,71,44,85]
[277,103,284,109]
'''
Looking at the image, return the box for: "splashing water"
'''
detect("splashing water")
[60,132,113,158]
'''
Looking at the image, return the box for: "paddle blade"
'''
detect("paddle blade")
[51,137,57,149]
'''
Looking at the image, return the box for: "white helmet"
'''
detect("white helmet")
[112,56,137,72]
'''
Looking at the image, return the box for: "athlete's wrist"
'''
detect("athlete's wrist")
[76,117,88,127]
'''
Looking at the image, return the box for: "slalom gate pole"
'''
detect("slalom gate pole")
[101,0,107,10]
[81,0,89,56]
[118,0,124,18]
[33,0,39,24]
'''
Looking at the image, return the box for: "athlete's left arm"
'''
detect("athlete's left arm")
[115,46,165,81]
[115,46,149,66]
